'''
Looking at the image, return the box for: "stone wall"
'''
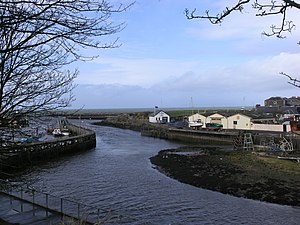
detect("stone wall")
[0,124,96,177]
[141,124,237,145]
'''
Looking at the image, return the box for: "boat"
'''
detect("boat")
[188,120,203,128]
[205,123,223,131]
[61,129,70,136]
[52,128,63,137]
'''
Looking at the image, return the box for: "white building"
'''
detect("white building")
[227,113,253,130]
[185,112,292,132]
[188,113,206,128]
[149,110,170,124]
[206,113,227,128]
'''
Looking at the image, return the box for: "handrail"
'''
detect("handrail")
[0,180,111,224]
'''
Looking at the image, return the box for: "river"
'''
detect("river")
[19,121,300,224]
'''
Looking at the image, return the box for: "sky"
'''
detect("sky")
[68,0,300,109]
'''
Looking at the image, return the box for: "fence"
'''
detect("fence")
[0,181,114,224]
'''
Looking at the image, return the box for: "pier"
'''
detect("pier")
[0,121,96,176]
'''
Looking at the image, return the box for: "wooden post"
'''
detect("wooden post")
[20,188,23,212]
[9,186,12,207]
[46,193,49,217]
[32,190,35,216]
[60,198,63,214]
[77,203,80,219]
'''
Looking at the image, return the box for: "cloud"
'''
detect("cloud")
[75,57,203,87]
[68,1,300,109]
[150,52,300,102]
[71,83,158,108]
[70,52,300,109]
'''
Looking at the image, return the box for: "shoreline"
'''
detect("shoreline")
[150,146,300,207]
[92,115,300,207]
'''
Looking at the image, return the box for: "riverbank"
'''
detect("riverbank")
[94,113,300,206]
[150,146,300,207]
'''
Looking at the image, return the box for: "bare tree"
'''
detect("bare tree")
[0,0,133,126]
[185,0,300,86]
[185,0,300,38]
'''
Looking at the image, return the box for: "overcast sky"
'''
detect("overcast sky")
[68,0,300,109]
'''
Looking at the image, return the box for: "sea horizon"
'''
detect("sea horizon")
[63,106,254,114]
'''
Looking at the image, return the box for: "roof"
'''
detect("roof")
[227,113,252,119]
[265,96,284,100]
[188,113,206,117]
[149,110,170,117]
[207,113,225,118]
[256,106,300,114]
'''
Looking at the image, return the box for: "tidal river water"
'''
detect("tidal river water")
[20,121,300,225]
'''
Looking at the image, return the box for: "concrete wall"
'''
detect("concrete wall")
[253,124,291,132]
[141,124,237,145]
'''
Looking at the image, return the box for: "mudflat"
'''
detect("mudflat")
[150,147,300,206]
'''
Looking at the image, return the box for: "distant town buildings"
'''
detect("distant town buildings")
[148,96,300,133]
[264,96,300,107]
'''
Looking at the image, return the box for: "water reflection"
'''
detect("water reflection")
[21,121,300,224]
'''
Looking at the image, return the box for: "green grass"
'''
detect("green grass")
[166,110,194,118]
[258,156,300,176]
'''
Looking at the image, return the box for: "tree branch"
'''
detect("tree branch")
[185,0,251,24]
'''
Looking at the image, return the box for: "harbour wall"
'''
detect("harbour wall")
[0,124,96,177]
[141,124,300,150]
[141,124,238,145]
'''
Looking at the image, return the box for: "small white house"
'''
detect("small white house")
[206,113,227,128]
[227,113,253,130]
[149,110,170,124]
[188,113,206,128]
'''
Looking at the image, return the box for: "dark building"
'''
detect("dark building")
[286,96,300,106]
[264,97,286,107]
[264,96,300,107]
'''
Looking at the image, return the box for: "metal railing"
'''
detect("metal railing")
[0,181,114,224]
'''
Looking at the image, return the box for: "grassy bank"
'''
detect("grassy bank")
[92,112,149,131]
[150,147,300,206]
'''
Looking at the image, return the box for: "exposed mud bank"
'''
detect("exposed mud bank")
[150,147,300,207]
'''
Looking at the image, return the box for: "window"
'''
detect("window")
[233,121,237,125]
